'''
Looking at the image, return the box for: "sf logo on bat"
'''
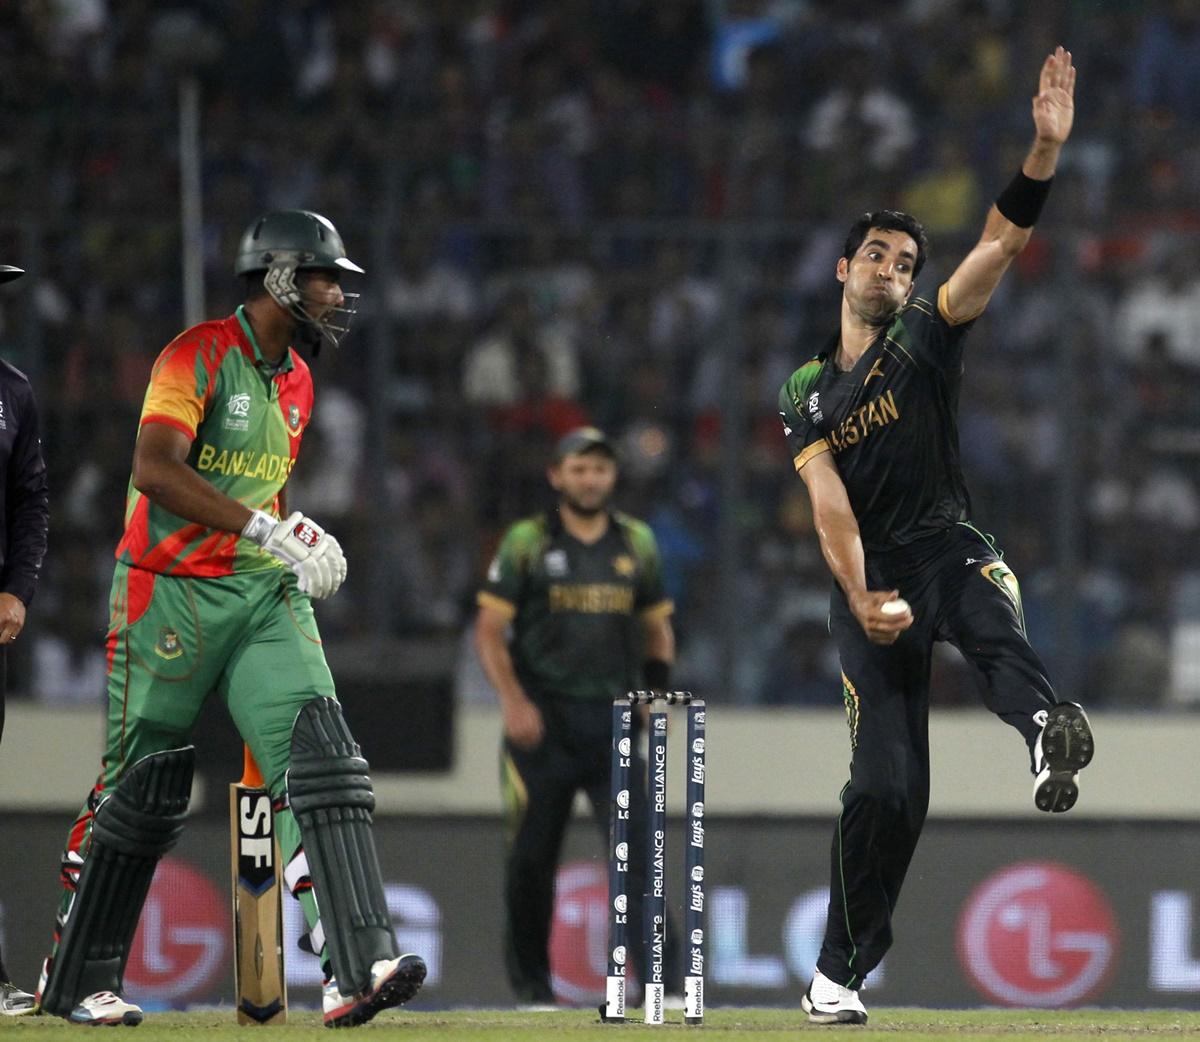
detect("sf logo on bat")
[238,794,276,883]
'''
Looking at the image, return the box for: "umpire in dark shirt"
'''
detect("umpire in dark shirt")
[0,263,49,1016]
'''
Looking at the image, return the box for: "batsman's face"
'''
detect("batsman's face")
[838,228,916,326]
[550,451,617,516]
[298,270,344,321]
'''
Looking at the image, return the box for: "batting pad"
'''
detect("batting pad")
[40,746,195,1016]
[288,698,397,996]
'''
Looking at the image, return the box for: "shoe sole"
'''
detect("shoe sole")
[1041,704,1094,773]
[1034,704,1094,814]
[325,955,427,1029]
[1034,770,1079,813]
[801,991,868,1025]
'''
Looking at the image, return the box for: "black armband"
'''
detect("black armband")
[995,170,1053,228]
[643,658,671,691]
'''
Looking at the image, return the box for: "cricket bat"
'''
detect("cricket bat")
[230,745,287,1024]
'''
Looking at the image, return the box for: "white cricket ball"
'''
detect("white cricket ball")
[881,598,911,616]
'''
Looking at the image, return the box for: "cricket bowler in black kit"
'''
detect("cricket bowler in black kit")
[474,427,680,1006]
[778,48,1094,1025]
[0,263,49,1017]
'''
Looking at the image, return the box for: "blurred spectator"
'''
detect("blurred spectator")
[463,289,581,409]
[387,233,479,324]
[483,50,593,223]
[3,0,1200,710]
[805,46,915,173]
[760,617,842,706]
[900,142,983,236]
[1114,246,1200,366]
[1130,1,1200,127]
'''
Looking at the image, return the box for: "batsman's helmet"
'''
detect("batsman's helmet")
[0,265,25,283]
[234,210,363,348]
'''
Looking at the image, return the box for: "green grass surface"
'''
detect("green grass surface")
[4,1009,1200,1040]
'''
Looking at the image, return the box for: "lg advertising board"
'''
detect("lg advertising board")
[0,817,1196,1009]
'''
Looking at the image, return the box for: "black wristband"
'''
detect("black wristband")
[643,658,671,691]
[995,170,1053,228]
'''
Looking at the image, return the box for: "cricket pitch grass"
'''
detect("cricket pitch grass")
[3,1009,1200,1040]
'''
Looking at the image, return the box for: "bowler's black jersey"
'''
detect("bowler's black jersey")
[778,287,974,552]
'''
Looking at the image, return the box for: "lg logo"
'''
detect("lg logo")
[126,857,226,1003]
[958,862,1118,1007]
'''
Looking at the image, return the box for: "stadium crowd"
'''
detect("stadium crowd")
[1,0,1198,708]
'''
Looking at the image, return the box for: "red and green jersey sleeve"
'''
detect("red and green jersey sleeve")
[115,310,315,577]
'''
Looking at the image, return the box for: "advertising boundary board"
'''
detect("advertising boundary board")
[0,815,1196,1011]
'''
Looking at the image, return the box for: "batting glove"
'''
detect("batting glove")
[243,509,348,600]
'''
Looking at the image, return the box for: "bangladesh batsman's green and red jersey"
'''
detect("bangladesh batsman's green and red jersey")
[115,305,313,576]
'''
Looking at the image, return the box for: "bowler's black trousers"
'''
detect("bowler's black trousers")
[817,523,1055,989]
[501,695,680,1002]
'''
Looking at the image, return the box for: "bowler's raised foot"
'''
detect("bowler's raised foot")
[801,970,868,1025]
[322,954,427,1028]
[1033,702,1094,813]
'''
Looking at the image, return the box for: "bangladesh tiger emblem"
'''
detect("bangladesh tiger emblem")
[155,627,183,660]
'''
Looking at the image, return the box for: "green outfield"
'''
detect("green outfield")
[2,1009,1199,1040]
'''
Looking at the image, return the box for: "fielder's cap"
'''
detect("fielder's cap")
[0,265,25,283]
[553,426,616,462]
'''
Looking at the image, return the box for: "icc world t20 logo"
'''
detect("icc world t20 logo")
[224,392,251,432]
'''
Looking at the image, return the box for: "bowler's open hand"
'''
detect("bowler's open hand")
[1033,46,1075,145]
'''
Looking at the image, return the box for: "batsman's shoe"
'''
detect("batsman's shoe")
[0,981,37,1016]
[801,970,868,1025]
[1033,702,1094,813]
[322,954,426,1029]
[67,991,143,1026]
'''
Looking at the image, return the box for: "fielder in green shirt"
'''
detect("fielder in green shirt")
[475,426,679,1005]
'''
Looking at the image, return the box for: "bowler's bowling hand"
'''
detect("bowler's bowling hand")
[849,589,913,645]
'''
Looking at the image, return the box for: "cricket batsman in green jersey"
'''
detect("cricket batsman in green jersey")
[36,211,425,1027]
[474,427,681,1005]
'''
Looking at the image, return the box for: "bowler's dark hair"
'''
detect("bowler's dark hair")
[841,210,929,278]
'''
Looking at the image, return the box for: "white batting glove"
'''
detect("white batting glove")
[242,509,348,600]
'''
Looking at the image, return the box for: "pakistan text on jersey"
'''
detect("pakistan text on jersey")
[548,583,636,614]
[826,389,900,455]
[196,444,297,481]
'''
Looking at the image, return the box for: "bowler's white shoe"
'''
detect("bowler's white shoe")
[801,969,868,1025]
[67,991,143,1026]
[0,981,37,1016]
[1033,702,1094,813]
[322,954,426,1028]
